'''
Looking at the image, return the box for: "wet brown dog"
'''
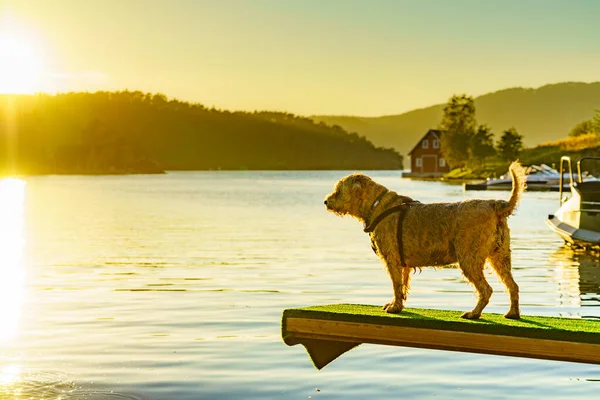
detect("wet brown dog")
[324,161,526,319]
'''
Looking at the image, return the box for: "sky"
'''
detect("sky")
[0,0,599,116]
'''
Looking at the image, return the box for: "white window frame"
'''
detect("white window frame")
[422,139,429,149]
[439,158,446,167]
[415,157,423,167]
[433,139,440,149]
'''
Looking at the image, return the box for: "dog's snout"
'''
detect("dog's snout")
[324,200,327,205]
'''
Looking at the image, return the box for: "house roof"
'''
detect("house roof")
[408,129,443,155]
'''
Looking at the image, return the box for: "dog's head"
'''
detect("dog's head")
[324,173,377,218]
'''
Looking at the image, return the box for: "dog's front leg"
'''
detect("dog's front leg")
[382,261,407,314]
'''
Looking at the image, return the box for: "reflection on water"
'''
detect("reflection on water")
[0,172,598,399]
[0,178,26,342]
[0,364,21,385]
[549,246,600,309]
[1,369,80,399]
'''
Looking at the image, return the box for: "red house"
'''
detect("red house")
[407,129,450,177]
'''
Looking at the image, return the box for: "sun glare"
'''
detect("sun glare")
[0,36,40,94]
[0,178,26,342]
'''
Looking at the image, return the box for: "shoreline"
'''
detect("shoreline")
[1,167,408,178]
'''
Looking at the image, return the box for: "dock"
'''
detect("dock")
[281,304,600,369]
[463,183,566,192]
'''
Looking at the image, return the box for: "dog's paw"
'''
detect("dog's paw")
[504,310,521,320]
[383,301,403,314]
[460,311,481,320]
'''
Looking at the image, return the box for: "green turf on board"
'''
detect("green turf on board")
[282,304,600,345]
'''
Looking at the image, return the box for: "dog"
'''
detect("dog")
[324,161,526,320]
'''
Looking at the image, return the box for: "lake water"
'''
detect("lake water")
[0,171,599,399]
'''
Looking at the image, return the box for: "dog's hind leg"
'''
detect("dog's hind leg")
[488,229,520,319]
[457,253,493,320]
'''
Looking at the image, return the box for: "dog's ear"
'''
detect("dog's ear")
[349,174,367,191]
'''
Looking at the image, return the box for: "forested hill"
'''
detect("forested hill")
[0,92,402,175]
[312,82,600,156]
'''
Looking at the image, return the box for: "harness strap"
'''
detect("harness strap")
[364,202,414,233]
[364,189,388,226]
[364,201,419,267]
[396,206,410,267]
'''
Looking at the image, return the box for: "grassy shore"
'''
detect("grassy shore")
[442,133,600,180]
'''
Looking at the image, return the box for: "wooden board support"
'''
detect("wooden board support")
[281,304,600,369]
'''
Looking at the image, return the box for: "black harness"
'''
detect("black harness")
[363,194,419,267]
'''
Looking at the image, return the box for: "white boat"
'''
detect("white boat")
[547,156,600,248]
[464,163,598,192]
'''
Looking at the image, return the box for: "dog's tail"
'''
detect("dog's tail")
[497,160,527,218]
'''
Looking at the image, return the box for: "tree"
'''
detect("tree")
[438,94,477,168]
[470,124,496,162]
[0,91,403,173]
[594,110,600,133]
[569,120,596,137]
[497,128,524,161]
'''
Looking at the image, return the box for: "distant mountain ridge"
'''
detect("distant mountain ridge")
[311,82,600,157]
[0,92,403,175]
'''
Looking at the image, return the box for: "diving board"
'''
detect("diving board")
[281,304,600,369]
